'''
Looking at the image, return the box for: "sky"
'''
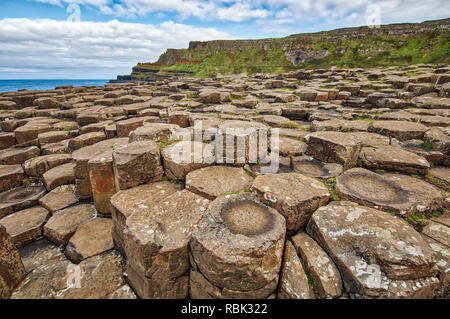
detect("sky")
[0,0,449,79]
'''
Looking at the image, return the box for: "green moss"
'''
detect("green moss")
[280,121,300,129]
[421,141,433,149]
[324,177,341,201]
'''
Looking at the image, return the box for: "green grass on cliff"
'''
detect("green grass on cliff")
[162,48,296,77]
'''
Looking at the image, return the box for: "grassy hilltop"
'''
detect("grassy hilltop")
[125,18,450,79]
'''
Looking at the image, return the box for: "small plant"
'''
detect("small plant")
[357,159,363,167]
[421,141,433,150]
[23,178,33,186]
[375,169,385,173]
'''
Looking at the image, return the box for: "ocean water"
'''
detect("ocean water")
[0,79,110,93]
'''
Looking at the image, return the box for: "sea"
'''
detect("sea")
[0,79,111,93]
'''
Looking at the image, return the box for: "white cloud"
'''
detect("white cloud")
[0,18,230,78]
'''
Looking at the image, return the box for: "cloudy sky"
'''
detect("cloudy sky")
[0,0,449,79]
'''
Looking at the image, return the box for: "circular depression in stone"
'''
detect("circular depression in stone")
[1,184,46,203]
[221,199,274,236]
[294,161,329,176]
[337,171,408,204]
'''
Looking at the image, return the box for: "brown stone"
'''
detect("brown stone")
[14,123,52,144]
[0,146,40,165]
[38,184,79,213]
[0,184,47,219]
[292,155,343,179]
[116,118,145,138]
[88,150,116,214]
[372,120,429,141]
[68,131,106,151]
[42,163,75,191]
[23,154,72,177]
[0,165,25,193]
[18,238,66,273]
[129,123,181,143]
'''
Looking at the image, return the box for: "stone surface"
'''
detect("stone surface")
[43,204,96,246]
[23,154,72,177]
[0,206,50,248]
[292,155,343,179]
[251,173,329,231]
[88,150,116,214]
[18,238,66,273]
[0,184,47,219]
[42,162,75,191]
[38,184,79,213]
[0,224,26,299]
[0,164,25,193]
[277,240,315,299]
[422,221,450,248]
[277,137,308,156]
[129,123,180,143]
[0,146,40,165]
[372,120,429,141]
[186,166,253,200]
[305,131,361,169]
[190,193,285,296]
[113,141,164,190]
[65,218,114,263]
[123,190,210,299]
[291,231,343,299]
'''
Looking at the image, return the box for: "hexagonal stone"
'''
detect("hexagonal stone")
[372,120,429,141]
[0,146,40,165]
[293,155,343,179]
[190,193,285,296]
[422,221,450,248]
[23,154,72,177]
[0,206,50,248]
[38,184,79,213]
[18,238,66,273]
[38,130,69,145]
[422,236,449,297]
[351,131,391,147]
[186,166,253,200]
[245,155,292,177]
[123,190,210,299]
[251,173,329,231]
[0,184,46,219]
[112,141,163,190]
[42,163,75,191]
[0,224,26,299]
[399,139,444,165]
[129,123,181,143]
[11,251,125,299]
[44,204,96,246]
[68,131,106,151]
[65,218,114,263]
[116,118,145,138]
[335,168,443,217]
[429,166,450,184]
[14,123,52,144]
[168,111,190,128]
[110,181,182,255]
[307,201,440,298]
[277,137,307,156]
[0,132,16,150]
[305,131,361,169]
[277,240,315,299]
[360,145,430,175]
[88,150,115,214]
[0,165,25,193]
[161,141,215,180]
[41,140,70,155]
[291,232,343,299]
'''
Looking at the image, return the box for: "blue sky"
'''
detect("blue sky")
[0,0,449,79]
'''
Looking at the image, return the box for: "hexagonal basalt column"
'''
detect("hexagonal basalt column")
[190,193,286,298]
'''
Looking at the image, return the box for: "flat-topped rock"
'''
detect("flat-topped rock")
[14,123,52,144]
[305,131,361,169]
[0,184,46,219]
[161,141,215,180]
[251,173,329,231]
[0,146,40,165]
[190,193,285,296]
[112,141,163,190]
[186,166,253,200]
[351,131,391,146]
[429,166,450,183]
[307,201,439,298]
[38,184,78,213]
[129,123,181,143]
[0,206,50,248]
[292,155,343,179]
[0,164,25,193]
[422,221,450,248]
[68,131,106,151]
[23,153,72,177]
[360,145,430,175]
[65,218,114,263]
[43,204,96,246]
[116,118,145,138]
[372,120,429,141]
[335,168,443,217]
[18,238,66,273]
[277,137,307,156]
[277,240,315,299]
[42,162,75,191]
[123,189,210,299]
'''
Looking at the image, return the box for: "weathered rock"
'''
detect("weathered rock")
[0,146,40,165]
[42,162,75,191]
[0,206,50,248]
[161,141,215,180]
[68,131,106,151]
[43,204,96,246]
[335,168,443,217]
[0,165,25,193]
[0,132,16,150]
[65,218,114,263]
[372,120,429,141]
[112,141,163,190]
[293,155,343,179]
[14,123,52,144]
[88,150,116,214]
[0,224,26,299]
[0,184,46,219]
[251,173,329,231]
[129,123,181,143]
[307,201,440,298]
[360,145,430,175]
[351,131,391,147]
[305,131,361,169]
[186,166,253,200]
[190,193,285,296]
[277,137,307,156]
[18,238,66,273]
[291,232,343,299]
[116,118,145,138]
[123,190,210,299]
[38,184,78,213]
[277,240,315,299]
[422,221,450,248]
[168,111,190,128]
[23,154,72,177]
[110,181,182,255]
